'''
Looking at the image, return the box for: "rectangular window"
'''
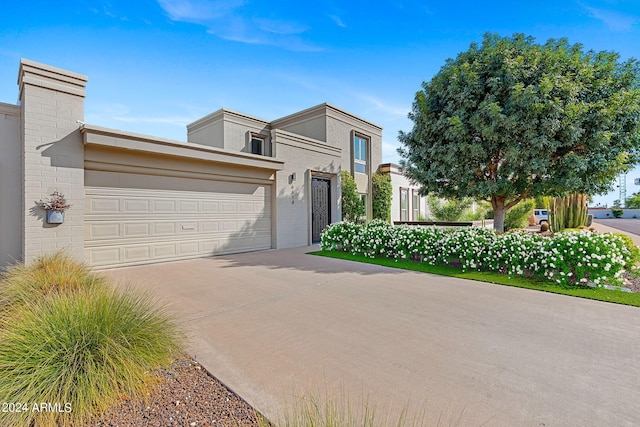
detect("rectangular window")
[251,136,265,155]
[353,135,367,174]
[412,190,420,221]
[400,188,408,221]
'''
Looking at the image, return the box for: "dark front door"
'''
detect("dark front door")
[312,178,331,243]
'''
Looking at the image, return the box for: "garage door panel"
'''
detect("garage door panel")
[178,200,199,213]
[124,223,151,237]
[125,246,151,262]
[88,247,121,266]
[89,198,121,213]
[124,199,150,212]
[179,241,200,255]
[85,179,272,268]
[153,222,177,235]
[153,244,177,258]
[201,221,219,233]
[153,200,176,212]
[202,201,219,212]
[86,223,120,240]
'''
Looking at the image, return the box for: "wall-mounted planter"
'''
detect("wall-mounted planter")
[46,210,64,224]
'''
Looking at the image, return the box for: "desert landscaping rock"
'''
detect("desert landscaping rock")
[88,356,261,427]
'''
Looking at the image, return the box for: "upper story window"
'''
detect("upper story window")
[400,188,409,221]
[251,135,265,155]
[353,135,368,174]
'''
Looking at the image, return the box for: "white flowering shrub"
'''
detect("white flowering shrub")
[478,231,544,276]
[320,223,635,286]
[353,220,395,258]
[387,225,450,262]
[320,221,362,252]
[539,231,630,286]
[437,227,497,270]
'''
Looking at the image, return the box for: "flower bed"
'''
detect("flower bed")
[321,220,635,287]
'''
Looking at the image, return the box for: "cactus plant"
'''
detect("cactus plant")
[549,193,588,232]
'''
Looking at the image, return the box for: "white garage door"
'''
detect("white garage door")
[85,179,271,268]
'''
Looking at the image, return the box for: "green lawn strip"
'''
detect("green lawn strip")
[309,250,640,307]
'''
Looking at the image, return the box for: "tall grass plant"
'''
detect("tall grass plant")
[0,252,181,426]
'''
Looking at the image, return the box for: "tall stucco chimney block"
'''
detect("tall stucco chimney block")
[18,59,88,263]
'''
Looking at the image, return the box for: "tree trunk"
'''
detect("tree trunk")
[492,197,507,232]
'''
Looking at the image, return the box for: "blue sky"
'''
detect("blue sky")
[1,0,639,206]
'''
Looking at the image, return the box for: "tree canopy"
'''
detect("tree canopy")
[627,192,640,209]
[398,33,640,231]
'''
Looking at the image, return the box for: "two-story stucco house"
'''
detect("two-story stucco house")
[0,59,382,269]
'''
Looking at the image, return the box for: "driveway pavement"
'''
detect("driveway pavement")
[592,219,640,246]
[107,247,640,426]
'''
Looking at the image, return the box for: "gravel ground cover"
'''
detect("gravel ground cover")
[88,357,263,427]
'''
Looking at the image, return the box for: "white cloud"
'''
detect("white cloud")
[157,0,244,23]
[354,92,409,118]
[583,4,639,31]
[328,14,346,28]
[156,0,322,51]
[255,18,307,35]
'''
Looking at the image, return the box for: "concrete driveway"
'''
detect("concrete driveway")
[593,219,640,245]
[107,247,640,426]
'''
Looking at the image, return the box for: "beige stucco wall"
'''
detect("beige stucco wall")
[187,112,224,148]
[187,109,271,155]
[383,165,430,222]
[271,104,382,221]
[0,102,22,267]
[19,59,88,263]
[273,129,341,248]
[325,109,382,218]
[223,120,272,155]
[271,110,327,142]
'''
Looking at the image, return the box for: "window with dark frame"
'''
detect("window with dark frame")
[412,190,420,220]
[353,135,367,174]
[251,136,265,155]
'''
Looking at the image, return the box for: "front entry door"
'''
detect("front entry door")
[311,178,331,243]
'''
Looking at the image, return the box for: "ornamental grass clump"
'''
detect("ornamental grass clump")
[0,253,181,427]
[0,286,181,427]
[261,388,429,427]
[0,251,106,311]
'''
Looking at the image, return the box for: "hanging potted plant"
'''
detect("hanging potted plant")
[39,191,71,224]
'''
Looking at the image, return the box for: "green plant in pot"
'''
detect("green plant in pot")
[39,191,71,224]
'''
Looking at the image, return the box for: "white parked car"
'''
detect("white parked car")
[533,209,549,224]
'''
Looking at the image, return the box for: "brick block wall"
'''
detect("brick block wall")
[18,59,87,263]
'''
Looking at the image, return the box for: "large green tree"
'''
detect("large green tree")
[399,33,640,231]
